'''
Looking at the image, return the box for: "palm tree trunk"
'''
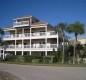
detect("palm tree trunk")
[73,43,76,64]
[73,35,77,64]
[62,35,65,63]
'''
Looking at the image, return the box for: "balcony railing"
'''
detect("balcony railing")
[6,44,57,49]
[13,21,30,27]
[3,31,57,39]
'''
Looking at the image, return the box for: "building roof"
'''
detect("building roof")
[2,15,54,30]
[2,25,13,29]
[32,20,48,25]
[13,15,32,20]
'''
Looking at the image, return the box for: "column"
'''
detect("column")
[15,51,16,55]
[45,26,47,56]
[57,32,59,48]
[22,28,24,37]
[22,40,24,56]
[22,51,24,55]
[0,47,1,57]
[15,30,17,55]
[45,51,47,56]
[3,49,5,59]
[30,27,31,55]
[22,28,24,56]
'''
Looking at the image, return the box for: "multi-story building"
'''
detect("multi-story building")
[1,15,67,59]
[69,37,86,45]
[77,37,86,45]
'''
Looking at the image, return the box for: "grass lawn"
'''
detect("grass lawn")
[0,61,86,67]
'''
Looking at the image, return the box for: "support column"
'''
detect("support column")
[15,30,17,55]
[57,33,59,48]
[15,51,16,55]
[3,49,5,59]
[45,26,47,56]
[30,27,31,55]
[22,40,24,56]
[22,51,24,56]
[45,51,47,56]
[0,49,1,57]
[22,28,24,56]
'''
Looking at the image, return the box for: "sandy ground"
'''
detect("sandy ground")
[0,71,21,80]
[0,63,86,80]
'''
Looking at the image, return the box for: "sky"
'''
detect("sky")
[0,0,86,37]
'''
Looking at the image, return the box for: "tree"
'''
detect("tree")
[55,23,67,63]
[0,28,4,59]
[66,21,85,64]
[0,28,4,45]
[67,44,74,63]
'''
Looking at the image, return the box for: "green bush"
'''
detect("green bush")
[16,55,25,63]
[43,57,51,63]
[5,55,43,63]
[5,55,17,62]
[32,59,40,63]
[24,55,32,62]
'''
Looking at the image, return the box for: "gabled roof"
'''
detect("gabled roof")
[3,15,54,30]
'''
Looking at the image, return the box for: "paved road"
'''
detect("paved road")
[0,63,86,80]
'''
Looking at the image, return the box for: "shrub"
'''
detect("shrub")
[16,55,25,63]
[5,55,17,62]
[5,55,43,63]
[24,55,43,63]
[32,59,41,63]
[24,55,32,62]
[43,56,51,63]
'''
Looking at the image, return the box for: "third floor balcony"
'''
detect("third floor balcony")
[13,21,30,27]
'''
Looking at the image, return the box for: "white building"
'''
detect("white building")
[1,15,67,59]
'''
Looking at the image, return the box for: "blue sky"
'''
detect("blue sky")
[0,0,86,37]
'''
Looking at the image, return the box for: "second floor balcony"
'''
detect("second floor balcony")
[3,31,57,40]
[4,44,57,51]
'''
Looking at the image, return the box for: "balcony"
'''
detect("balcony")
[3,31,57,40]
[6,44,57,49]
[13,21,30,27]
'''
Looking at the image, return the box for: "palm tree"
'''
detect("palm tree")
[0,28,4,45]
[66,21,85,64]
[55,23,67,63]
[0,28,4,59]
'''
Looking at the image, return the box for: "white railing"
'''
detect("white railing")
[24,33,30,37]
[6,45,15,49]
[13,21,29,27]
[31,32,46,36]
[3,31,57,39]
[6,44,57,49]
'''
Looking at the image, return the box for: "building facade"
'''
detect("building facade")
[77,37,86,45]
[1,15,64,59]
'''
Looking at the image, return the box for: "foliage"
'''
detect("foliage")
[66,22,85,39]
[51,48,62,62]
[66,21,85,64]
[0,28,4,46]
[5,55,17,62]
[55,22,67,63]
[15,55,25,63]
[55,23,67,32]
[43,56,52,63]
[5,55,43,63]
[32,59,41,63]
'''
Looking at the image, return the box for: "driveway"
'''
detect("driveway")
[0,63,86,80]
